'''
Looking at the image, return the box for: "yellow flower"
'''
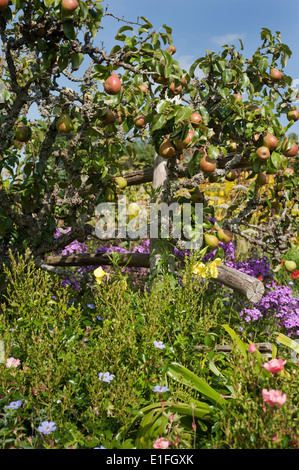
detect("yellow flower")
[192,258,222,279]
[93,267,109,285]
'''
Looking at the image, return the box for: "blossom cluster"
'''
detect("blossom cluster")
[240,282,299,336]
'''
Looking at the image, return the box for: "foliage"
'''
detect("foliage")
[0,255,298,449]
[0,2,298,287]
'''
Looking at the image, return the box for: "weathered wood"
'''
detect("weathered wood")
[216,265,264,303]
[195,342,272,356]
[44,252,264,302]
[45,252,150,268]
[122,156,252,187]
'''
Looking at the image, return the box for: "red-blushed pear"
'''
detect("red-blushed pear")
[169,77,186,96]
[104,74,122,95]
[263,133,278,151]
[61,0,79,15]
[217,228,233,244]
[287,108,299,122]
[200,155,216,174]
[245,105,261,117]
[284,260,297,272]
[158,139,176,159]
[169,82,183,95]
[189,112,202,129]
[134,115,145,129]
[282,138,298,157]
[233,93,242,102]
[138,83,148,95]
[102,108,116,126]
[166,45,176,55]
[56,113,73,133]
[0,0,9,11]
[174,130,194,150]
[256,172,269,186]
[256,146,270,161]
[204,233,219,249]
[270,67,283,83]
[182,129,194,146]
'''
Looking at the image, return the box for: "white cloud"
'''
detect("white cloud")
[176,54,205,80]
[212,33,246,46]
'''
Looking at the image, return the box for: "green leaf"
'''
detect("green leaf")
[173,106,193,124]
[271,151,282,169]
[167,362,226,407]
[222,324,249,357]
[156,99,170,114]
[150,114,166,131]
[208,145,219,159]
[71,53,84,70]
[63,19,76,40]
[259,57,268,74]
[43,0,55,6]
[140,16,153,28]
[78,0,89,21]
[222,70,233,85]
[189,58,202,78]
[117,25,133,34]
[276,333,299,354]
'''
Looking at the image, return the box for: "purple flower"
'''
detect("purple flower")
[240,281,299,337]
[96,316,105,321]
[153,340,166,349]
[38,421,57,434]
[99,372,114,383]
[153,385,169,393]
[6,400,22,410]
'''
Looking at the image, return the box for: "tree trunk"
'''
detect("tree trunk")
[149,152,175,276]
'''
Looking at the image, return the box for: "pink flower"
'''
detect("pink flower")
[5,357,21,368]
[248,343,257,353]
[262,389,287,407]
[153,437,172,449]
[262,358,286,373]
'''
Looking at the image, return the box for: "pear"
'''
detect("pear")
[104,187,115,202]
[56,113,73,133]
[217,229,233,244]
[0,0,9,11]
[284,260,296,272]
[114,177,127,189]
[127,203,140,219]
[204,233,219,248]
[104,74,122,95]
[158,139,176,159]
[15,124,30,142]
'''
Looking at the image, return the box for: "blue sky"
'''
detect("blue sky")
[95,0,299,134]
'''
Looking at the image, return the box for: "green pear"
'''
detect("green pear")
[104,187,115,202]
[114,177,127,189]
[284,260,296,272]
[217,229,233,244]
[204,233,219,248]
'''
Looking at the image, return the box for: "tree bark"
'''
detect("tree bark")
[121,155,252,187]
[44,252,265,302]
